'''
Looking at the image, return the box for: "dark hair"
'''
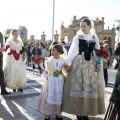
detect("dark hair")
[53,42,58,45]
[5,37,8,40]
[82,19,91,26]
[62,41,65,44]
[40,42,45,48]
[117,42,120,47]
[5,37,8,42]
[35,42,39,45]
[12,29,18,34]
[53,44,64,54]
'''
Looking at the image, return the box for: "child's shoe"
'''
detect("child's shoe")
[56,116,63,120]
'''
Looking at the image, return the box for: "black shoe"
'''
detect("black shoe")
[83,116,89,120]
[18,89,23,92]
[76,116,83,120]
[1,91,11,95]
[56,116,63,120]
[13,89,16,92]
[45,116,50,120]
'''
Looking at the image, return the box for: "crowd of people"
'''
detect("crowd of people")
[0,17,120,120]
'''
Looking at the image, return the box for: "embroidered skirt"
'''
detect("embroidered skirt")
[37,80,62,116]
[62,55,105,116]
[4,54,27,89]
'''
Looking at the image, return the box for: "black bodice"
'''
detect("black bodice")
[78,39,96,61]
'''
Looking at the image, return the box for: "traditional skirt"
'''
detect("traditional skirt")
[4,54,27,89]
[37,80,62,116]
[62,54,105,116]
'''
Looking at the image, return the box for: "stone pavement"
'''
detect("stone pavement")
[0,66,117,120]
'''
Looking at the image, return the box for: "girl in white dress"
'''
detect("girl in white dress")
[4,30,27,92]
[37,44,65,120]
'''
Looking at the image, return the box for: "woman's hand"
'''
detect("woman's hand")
[41,69,44,73]
[45,71,48,74]
[95,65,101,73]
[64,64,70,72]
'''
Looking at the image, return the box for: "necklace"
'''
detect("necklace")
[54,59,59,70]
[53,59,60,77]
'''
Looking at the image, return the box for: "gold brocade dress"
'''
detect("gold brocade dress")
[62,34,105,116]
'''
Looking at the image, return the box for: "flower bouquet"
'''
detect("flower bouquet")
[34,56,43,65]
[96,49,108,59]
[95,49,109,71]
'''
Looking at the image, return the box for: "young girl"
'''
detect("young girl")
[37,44,65,120]
[103,44,110,87]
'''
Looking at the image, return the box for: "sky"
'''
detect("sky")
[0,0,120,40]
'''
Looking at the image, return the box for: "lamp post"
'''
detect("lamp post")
[52,0,55,41]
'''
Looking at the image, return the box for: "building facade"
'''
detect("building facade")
[5,26,28,39]
[60,16,116,51]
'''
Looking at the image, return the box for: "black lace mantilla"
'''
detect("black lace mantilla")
[110,65,120,114]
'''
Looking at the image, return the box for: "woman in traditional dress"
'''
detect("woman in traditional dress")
[62,18,105,120]
[4,29,27,92]
[37,45,65,120]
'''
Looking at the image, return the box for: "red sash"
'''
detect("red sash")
[6,45,22,60]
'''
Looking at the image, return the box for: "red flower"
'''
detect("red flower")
[96,49,109,59]
[34,56,43,64]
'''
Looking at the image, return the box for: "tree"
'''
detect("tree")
[22,38,28,46]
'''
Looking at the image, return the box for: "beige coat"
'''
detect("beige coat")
[103,60,108,69]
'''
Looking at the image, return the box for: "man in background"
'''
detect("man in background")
[27,42,33,66]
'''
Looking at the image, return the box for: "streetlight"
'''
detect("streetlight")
[52,0,55,41]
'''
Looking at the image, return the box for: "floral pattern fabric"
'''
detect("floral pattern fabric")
[37,80,61,116]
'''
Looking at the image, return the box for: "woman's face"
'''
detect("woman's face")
[12,31,18,39]
[80,22,91,34]
[35,44,39,48]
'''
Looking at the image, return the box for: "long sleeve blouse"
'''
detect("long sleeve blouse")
[65,34,100,64]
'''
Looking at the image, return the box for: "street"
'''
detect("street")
[0,66,117,120]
